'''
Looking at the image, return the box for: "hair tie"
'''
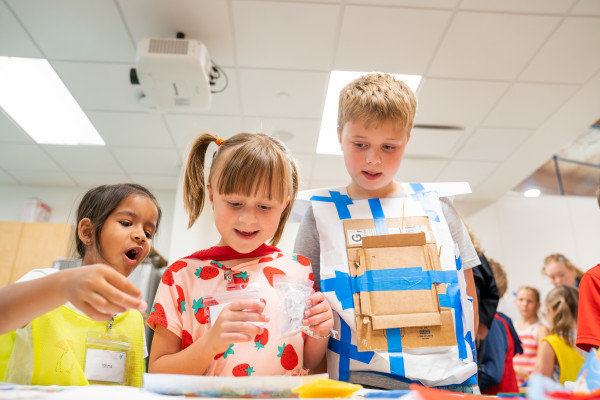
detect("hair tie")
[215,137,225,146]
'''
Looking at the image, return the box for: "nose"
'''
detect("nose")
[366,147,381,165]
[239,209,258,225]
[132,226,146,243]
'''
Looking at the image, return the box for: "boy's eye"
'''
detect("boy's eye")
[354,142,367,149]
[383,145,396,151]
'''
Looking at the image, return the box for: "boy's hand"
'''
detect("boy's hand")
[206,299,269,356]
[303,291,333,337]
[64,265,147,321]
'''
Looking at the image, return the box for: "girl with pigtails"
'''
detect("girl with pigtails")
[148,132,333,376]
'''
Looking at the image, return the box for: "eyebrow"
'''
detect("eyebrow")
[115,210,156,230]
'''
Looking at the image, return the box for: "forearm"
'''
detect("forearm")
[464,269,479,334]
[0,270,70,334]
[148,332,216,375]
[302,336,329,370]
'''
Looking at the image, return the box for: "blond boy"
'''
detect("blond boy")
[294,73,480,392]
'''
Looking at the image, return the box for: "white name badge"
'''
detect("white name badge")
[84,348,126,383]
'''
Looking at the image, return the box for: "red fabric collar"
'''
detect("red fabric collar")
[187,244,281,261]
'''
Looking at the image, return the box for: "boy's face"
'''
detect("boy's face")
[339,119,409,198]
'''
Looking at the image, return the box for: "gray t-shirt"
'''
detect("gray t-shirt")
[293,196,480,389]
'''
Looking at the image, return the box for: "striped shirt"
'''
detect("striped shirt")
[513,322,540,388]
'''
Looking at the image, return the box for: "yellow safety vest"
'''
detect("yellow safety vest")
[3,305,145,387]
[543,334,585,384]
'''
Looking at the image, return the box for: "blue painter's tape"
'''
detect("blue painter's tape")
[465,330,476,363]
[321,270,354,310]
[410,183,426,193]
[368,198,388,235]
[386,328,405,376]
[329,317,375,381]
[409,185,441,223]
[310,191,353,220]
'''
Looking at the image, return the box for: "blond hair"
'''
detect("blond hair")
[488,257,507,298]
[516,286,541,305]
[337,73,418,137]
[183,132,298,245]
[542,253,584,282]
[545,284,578,346]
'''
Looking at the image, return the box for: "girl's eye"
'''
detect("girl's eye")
[228,202,242,208]
[145,231,153,239]
[120,221,132,227]
[258,205,272,211]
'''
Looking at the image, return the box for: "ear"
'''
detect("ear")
[207,184,214,205]
[284,196,291,208]
[78,218,94,245]
[337,129,343,145]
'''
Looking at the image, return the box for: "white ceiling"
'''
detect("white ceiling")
[1,0,600,216]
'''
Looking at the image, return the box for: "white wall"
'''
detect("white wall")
[0,184,176,261]
[464,192,600,322]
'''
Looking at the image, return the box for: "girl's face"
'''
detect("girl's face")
[515,289,539,319]
[545,260,577,287]
[209,183,289,254]
[82,194,159,276]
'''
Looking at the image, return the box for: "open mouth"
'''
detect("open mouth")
[235,229,258,239]
[362,171,382,180]
[125,248,140,261]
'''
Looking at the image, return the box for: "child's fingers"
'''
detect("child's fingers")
[306,291,325,306]
[226,299,266,313]
[94,279,148,312]
[102,267,143,299]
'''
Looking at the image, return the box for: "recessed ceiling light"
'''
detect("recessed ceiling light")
[0,56,105,146]
[316,71,422,155]
[524,188,541,198]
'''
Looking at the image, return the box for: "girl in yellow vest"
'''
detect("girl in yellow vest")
[0,183,161,387]
[534,285,585,385]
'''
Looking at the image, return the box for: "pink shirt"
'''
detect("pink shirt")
[148,247,314,376]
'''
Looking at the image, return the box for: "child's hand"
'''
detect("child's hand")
[64,265,147,321]
[206,299,269,356]
[303,291,333,337]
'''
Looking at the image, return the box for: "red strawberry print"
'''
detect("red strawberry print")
[176,285,186,314]
[277,343,298,370]
[161,269,174,286]
[169,260,187,272]
[277,253,284,258]
[181,330,193,350]
[232,363,255,377]
[211,260,226,270]
[192,298,209,324]
[149,302,168,328]
[259,256,274,263]
[196,266,220,280]
[308,273,316,291]
[214,343,235,360]
[293,254,310,266]
[263,267,285,287]
[233,271,249,288]
[254,328,269,350]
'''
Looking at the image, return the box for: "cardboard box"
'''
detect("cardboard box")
[343,217,457,351]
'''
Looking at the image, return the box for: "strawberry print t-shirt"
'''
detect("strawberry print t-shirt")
[148,246,314,376]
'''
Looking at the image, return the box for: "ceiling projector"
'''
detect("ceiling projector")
[131,36,212,110]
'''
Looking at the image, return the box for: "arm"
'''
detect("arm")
[537,324,549,346]
[478,319,507,390]
[534,339,556,378]
[0,265,146,335]
[464,268,479,336]
[148,299,268,375]
[302,291,334,370]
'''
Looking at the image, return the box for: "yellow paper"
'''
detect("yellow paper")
[292,378,362,398]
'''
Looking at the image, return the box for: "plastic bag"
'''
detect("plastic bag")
[274,275,315,338]
[204,283,264,327]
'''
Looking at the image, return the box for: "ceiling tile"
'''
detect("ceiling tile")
[70,172,130,188]
[311,155,349,183]
[111,147,182,175]
[7,0,134,62]
[87,111,173,148]
[428,12,560,80]
[347,0,459,8]
[51,61,147,112]
[10,170,76,187]
[455,128,532,161]
[165,114,244,149]
[200,68,241,115]
[243,118,320,155]
[406,128,466,158]
[483,83,580,128]
[436,160,500,189]
[571,0,600,15]
[43,145,124,174]
[459,0,576,14]
[0,1,43,57]
[129,174,179,191]
[0,169,18,185]
[118,0,236,66]
[0,143,61,171]
[415,79,508,127]
[0,112,34,143]
[232,1,338,70]
[395,158,448,182]
[519,17,600,84]
[239,69,328,119]
[335,6,451,74]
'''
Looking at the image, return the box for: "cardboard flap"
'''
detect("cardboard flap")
[362,232,426,248]
[371,312,442,330]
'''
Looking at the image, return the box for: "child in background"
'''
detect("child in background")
[535,285,584,385]
[294,73,480,392]
[0,183,161,386]
[513,286,549,389]
[148,132,333,376]
[542,253,584,288]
